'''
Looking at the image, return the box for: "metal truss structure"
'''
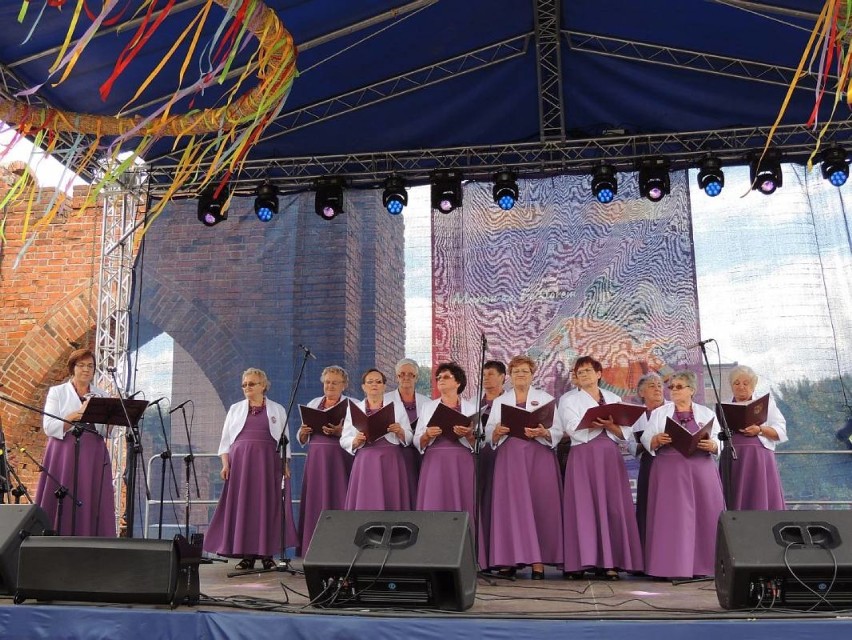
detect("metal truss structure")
[93,166,148,533]
[146,119,852,195]
[534,0,564,141]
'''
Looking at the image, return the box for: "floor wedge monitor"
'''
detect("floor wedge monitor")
[15,535,201,606]
[0,504,50,595]
[716,510,852,610]
[303,510,476,611]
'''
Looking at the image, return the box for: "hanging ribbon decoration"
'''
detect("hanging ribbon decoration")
[1,0,298,254]
[757,0,852,188]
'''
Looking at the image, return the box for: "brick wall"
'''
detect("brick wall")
[1,177,407,511]
[0,175,104,492]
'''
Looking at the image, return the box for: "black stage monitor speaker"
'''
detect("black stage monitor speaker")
[0,504,50,595]
[15,535,201,606]
[303,510,476,611]
[716,510,852,610]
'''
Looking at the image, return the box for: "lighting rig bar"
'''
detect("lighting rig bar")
[145,119,852,196]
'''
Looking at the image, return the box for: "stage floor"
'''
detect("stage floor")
[3,559,852,640]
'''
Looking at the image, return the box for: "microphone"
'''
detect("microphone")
[148,397,167,406]
[168,400,191,414]
[127,390,144,399]
[106,367,117,373]
[686,338,714,349]
[298,344,317,360]
[481,332,487,347]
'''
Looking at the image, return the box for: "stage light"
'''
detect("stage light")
[492,170,519,210]
[749,149,782,195]
[314,176,345,220]
[197,184,229,226]
[697,156,724,197]
[430,169,463,213]
[382,176,408,215]
[591,165,617,203]
[637,156,670,202]
[821,146,849,187]
[254,181,279,222]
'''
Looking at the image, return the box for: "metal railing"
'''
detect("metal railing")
[142,451,306,539]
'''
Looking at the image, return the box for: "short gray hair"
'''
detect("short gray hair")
[395,358,419,375]
[728,365,758,388]
[670,370,697,390]
[242,367,270,392]
[637,372,663,392]
[321,365,349,385]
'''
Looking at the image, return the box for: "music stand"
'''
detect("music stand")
[79,398,149,429]
[81,397,150,537]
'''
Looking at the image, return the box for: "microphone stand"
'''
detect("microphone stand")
[0,393,88,533]
[171,402,201,541]
[697,340,737,508]
[153,400,181,540]
[230,348,311,578]
[107,369,151,538]
[470,333,500,584]
[7,461,32,504]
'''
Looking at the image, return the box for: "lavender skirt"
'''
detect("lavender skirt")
[204,418,298,558]
[344,438,412,511]
[297,433,353,556]
[415,437,489,567]
[562,432,643,572]
[728,432,786,511]
[35,430,115,537]
[644,447,725,578]
[489,437,563,568]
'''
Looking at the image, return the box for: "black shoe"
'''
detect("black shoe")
[531,570,545,580]
[235,558,255,571]
[563,571,585,580]
[497,566,517,578]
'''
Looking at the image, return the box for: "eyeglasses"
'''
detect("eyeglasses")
[667,383,690,391]
[436,373,456,381]
[512,369,532,375]
[575,368,596,375]
[241,381,261,388]
[364,379,385,385]
[323,379,345,386]
[397,372,417,379]
[75,363,95,370]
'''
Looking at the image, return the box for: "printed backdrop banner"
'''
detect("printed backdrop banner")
[432,171,701,401]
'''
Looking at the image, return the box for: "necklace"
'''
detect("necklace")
[248,401,266,416]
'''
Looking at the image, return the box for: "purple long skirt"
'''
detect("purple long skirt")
[728,432,786,511]
[644,447,725,578]
[476,442,496,568]
[344,438,412,511]
[401,444,421,507]
[562,432,643,572]
[35,430,116,537]
[297,433,353,556]
[489,437,563,568]
[204,417,297,558]
[415,438,488,568]
[636,450,654,548]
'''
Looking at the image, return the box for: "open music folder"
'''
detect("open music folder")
[426,402,474,438]
[299,400,349,434]
[576,402,645,430]
[347,401,396,444]
[500,401,555,440]
[664,416,714,457]
[719,394,769,431]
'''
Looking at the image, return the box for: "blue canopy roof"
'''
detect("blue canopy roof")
[0,1,843,190]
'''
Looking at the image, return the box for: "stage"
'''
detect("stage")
[1,560,850,640]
